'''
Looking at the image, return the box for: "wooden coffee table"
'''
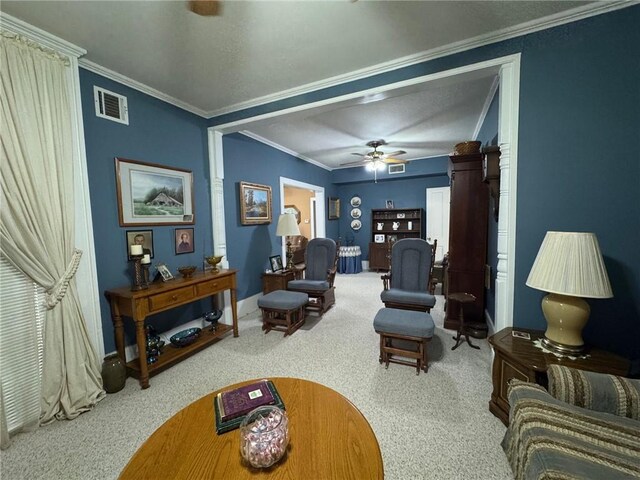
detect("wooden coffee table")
[119,377,384,479]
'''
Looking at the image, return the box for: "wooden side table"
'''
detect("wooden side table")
[261,269,300,294]
[488,327,629,426]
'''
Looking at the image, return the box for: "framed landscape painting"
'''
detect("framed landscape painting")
[239,181,272,225]
[115,157,194,226]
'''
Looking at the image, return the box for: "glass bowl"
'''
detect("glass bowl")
[169,327,201,347]
[239,406,289,468]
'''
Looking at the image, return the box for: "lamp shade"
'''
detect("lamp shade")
[526,231,613,299]
[276,213,300,237]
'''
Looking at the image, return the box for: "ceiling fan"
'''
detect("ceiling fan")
[342,139,407,168]
[188,0,221,16]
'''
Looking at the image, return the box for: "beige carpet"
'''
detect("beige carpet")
[0,271,513,479]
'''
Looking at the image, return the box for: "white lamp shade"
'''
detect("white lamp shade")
[526,231,613,298]
[276,213,300,237]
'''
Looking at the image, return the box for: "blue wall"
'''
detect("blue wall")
[222,133,338,299]
[475,89,500,322]
[80,69,211,352]
[334,171,450,259]
[209,7,640,359]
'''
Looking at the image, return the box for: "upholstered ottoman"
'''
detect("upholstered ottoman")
[373,308,435,374]
[258,290,308,336]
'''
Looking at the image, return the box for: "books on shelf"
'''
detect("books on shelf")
[213,379,285,434]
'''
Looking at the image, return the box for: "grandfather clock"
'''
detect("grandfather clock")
[444,151,489,332]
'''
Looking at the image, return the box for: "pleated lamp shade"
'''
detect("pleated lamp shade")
[276,213,300,237]
[526,231,613,298]
[526,231,612,354]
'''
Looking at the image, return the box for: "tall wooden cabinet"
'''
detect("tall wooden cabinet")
[444,153,489,330]
[369,208,423,271]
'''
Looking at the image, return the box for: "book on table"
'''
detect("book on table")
[213,379,285,434]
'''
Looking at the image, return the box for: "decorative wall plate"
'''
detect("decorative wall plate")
[350,219,362,231]
[350,208,362,219]
[350,196,361,207]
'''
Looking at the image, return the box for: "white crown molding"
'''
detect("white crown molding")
[239,131,332,171]
[473,75,500,141]
[0,12,86,58]
[79,59,209,118]
[205,0,633,118]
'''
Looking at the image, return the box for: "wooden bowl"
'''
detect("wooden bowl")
[178,265,197,278]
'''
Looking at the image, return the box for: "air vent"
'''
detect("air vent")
[388,164,405,174]
[94,86,128,125]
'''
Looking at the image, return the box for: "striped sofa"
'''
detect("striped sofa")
[502,365,640,480]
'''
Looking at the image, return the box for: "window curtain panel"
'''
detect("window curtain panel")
[0,33,104,440]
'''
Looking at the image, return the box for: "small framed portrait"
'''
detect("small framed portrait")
[374,234,385,243]
[156,263,174,282]
[125,230,154,260]
[175,228,194,254]
[269,255,283,272]
[385,199,394,209]
[328,197,340,220]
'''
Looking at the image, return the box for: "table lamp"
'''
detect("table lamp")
[526,231,613,355]
[276,213,301,270]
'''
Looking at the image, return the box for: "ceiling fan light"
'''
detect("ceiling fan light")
[365,162,375,171]
[376,161,386,171]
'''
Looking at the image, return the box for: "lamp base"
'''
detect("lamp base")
[541,293,590,356]
[540,336,586,355]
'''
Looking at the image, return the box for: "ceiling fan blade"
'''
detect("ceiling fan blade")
[188,0,220,16]
[383,158,408,164]
[341,160,369,166]
[382,150,406,158]
[350,153,366,157]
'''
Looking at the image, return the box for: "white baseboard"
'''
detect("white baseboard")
[115,292,262,362]
[362,260,370,271]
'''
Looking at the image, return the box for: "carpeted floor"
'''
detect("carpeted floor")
[0,271,513,479]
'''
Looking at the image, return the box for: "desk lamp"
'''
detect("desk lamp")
[526,231,613,354]
[276,213,301,270]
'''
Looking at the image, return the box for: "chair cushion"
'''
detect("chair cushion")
[258,290,308,310]
[287,279,330,292]
[373,308,435,338]
[547,364,640,420]
[380,288,436,308]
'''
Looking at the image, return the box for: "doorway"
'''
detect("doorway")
[279,177,325,261]
[426,186,451,262]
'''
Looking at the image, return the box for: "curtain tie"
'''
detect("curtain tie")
[45,249,83,309]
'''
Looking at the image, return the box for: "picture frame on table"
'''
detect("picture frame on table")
[156,263,174,282]
[269,255,284,272]
[175,227,195,254]
[115,157,194,226]
[125,229,154,260]
[239,181,272,225]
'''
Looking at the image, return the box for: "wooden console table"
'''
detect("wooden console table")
[105,269,238,389]
[488,327,629,425]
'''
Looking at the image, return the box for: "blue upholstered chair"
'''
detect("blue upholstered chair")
[381,238,437,313]
[287,238,338,314]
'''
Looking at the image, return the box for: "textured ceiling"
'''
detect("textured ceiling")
[2,1,613,168]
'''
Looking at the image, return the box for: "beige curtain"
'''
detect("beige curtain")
[0,33,104,437]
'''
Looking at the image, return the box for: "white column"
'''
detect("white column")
[494,56,520,332]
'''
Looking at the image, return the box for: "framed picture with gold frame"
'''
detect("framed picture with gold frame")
[328,197,340,220]
[239,181,272,225]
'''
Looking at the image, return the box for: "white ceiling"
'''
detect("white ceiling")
[3,1,617,169]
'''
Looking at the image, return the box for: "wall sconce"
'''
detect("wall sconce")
[482,146,501,221]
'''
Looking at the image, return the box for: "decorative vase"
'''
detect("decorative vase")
[240,406,289,468]
[101,353,126,393]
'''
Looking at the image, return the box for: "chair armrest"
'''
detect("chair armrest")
[547,364,640,420]
[381,274,391,291]
[327,266,337,287]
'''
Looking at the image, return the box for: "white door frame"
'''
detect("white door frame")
[310,197,317,239]
[208,54,519,333]
[279,177,325,260]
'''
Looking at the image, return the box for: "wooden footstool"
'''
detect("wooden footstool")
[258,290,308,336]
[373,308,435,375]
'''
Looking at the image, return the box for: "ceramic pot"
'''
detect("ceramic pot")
[101,353,126,393]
